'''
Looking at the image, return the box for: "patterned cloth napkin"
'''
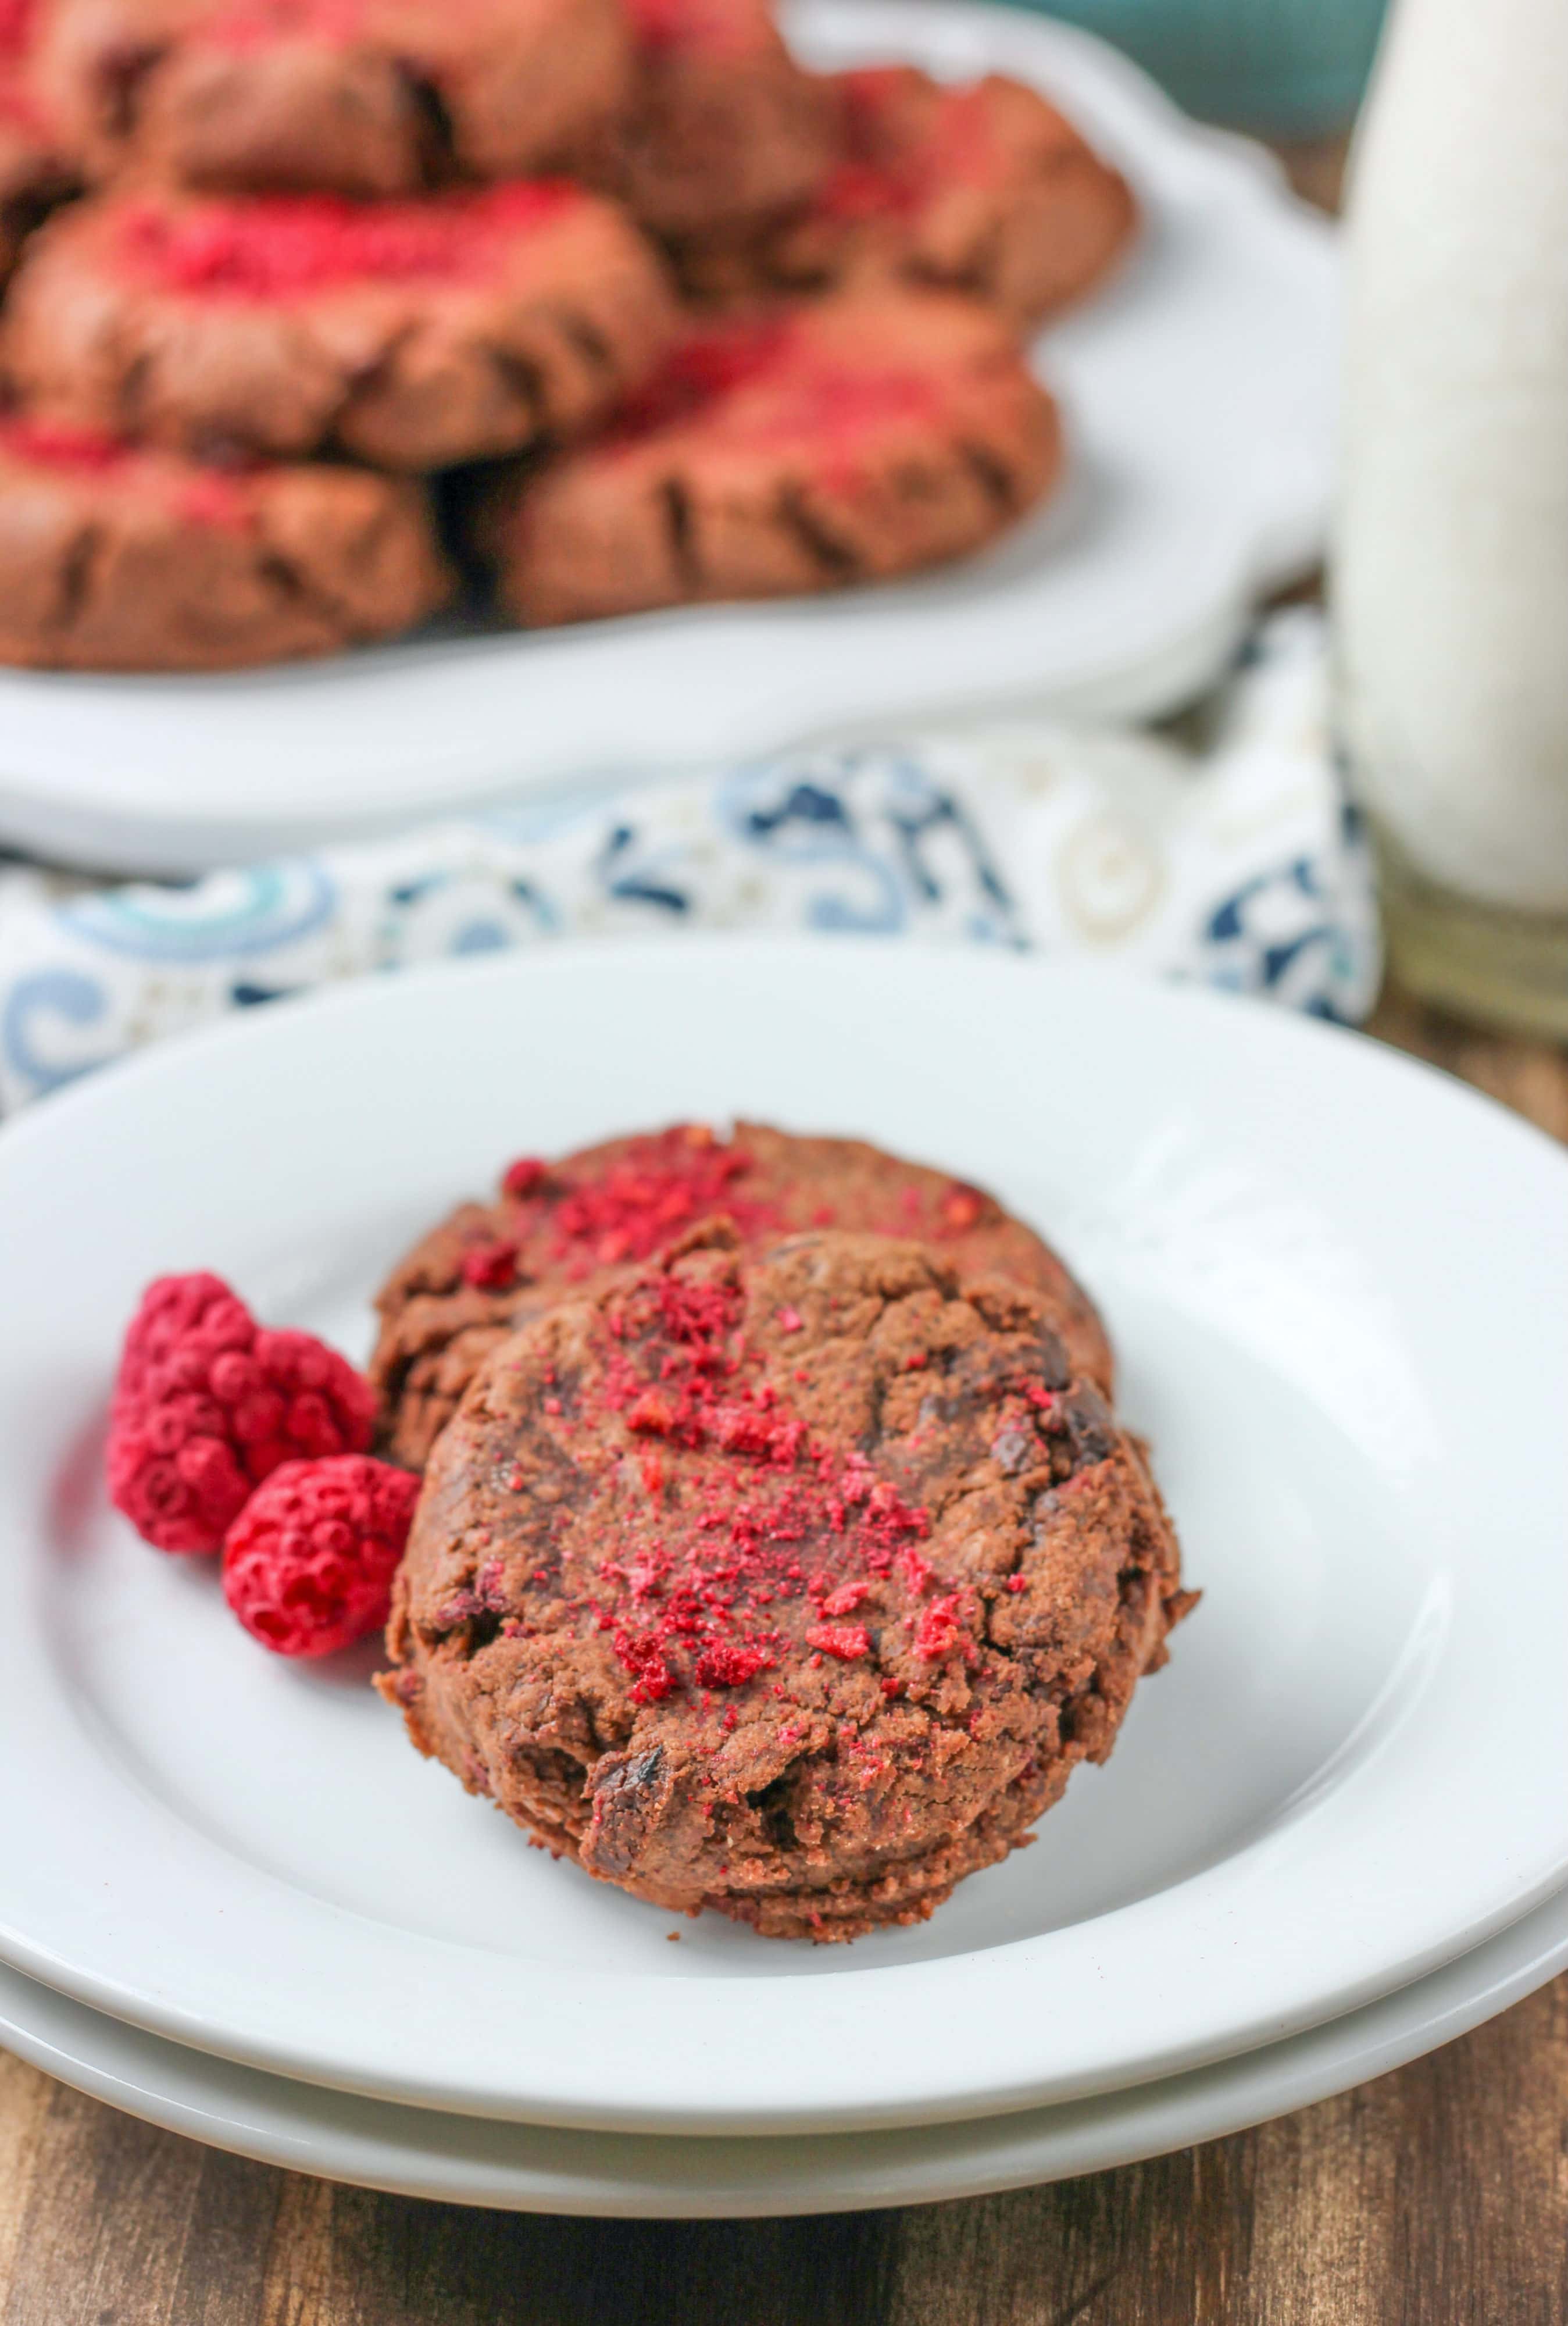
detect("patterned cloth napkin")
[0,607,1376,1112]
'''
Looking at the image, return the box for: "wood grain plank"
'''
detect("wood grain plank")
[0,2071,281,2326]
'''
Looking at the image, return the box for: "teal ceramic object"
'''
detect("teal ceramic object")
[1007,0,1387,131]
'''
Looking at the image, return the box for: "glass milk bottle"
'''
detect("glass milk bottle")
[1333,0,1568,1036]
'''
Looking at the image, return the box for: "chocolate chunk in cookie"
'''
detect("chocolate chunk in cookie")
[0,420,450,668]
[370,1121,1113,1471]
[477,288,1060,625]
[3,180,677,468]
[380,1223,1187,1940]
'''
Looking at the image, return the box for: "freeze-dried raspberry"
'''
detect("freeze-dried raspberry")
[107,1271,376,1554]
[223,1455,421,1657]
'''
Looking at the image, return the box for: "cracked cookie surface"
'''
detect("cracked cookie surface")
[479,287,1060,625]
[0,419,449,666]
[612,0,837,241]
[31,0,631,197]
[2,179,676,466]
[677,66,1137,331]
[380,1223,1188,1940]
[370,1119,1114,1472]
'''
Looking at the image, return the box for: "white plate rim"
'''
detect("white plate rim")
[3,1881,1565,2217]
[1,944,1565,2135]
[0,0,1337,875]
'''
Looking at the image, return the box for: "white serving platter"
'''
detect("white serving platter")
[0,0,1337,874]
[0,945,1563,2136]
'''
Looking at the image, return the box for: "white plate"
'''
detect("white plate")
[0,0,1337,875]
[6,1880,1566,2216]
[2,948,1565,2135]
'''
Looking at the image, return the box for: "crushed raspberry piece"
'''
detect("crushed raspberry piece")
[222,1454,419,1657]
[941,1186,984,1230]
[501,1155,547,1200]
[120,183,580,299]
[462,1237,518,1289]
[695,1639,776,1688]
[108,1272,375,1554]
[2,420,130,473]
[0,0,35,55]
[1005,1573,1027,1593]
[614,1629,677,1702]
[775,1305,803,1333]
[913,1591,969,1662]
[805,1622,870,1661]
[1023,1382,1058,1410]
[581,1249,929,1703]
[895,1544,933,1596]
[548,1133,776,1273]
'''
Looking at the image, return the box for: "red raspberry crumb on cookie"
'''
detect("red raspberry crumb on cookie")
[108,1272,376,1555]
[804,1621,871,1661]
[460,1239,519,1289]
[223,1455,420,1657]
[501,1156,547,1200]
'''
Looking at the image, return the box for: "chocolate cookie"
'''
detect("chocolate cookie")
[31,0,631,197]
[678,66,1137,331]
[613,0,836,240]
[0,420,450,668]
[381,1224,1190,1940]
[3,181,677,468]
[479,288,1060,625]
[370,1121,1113,1471]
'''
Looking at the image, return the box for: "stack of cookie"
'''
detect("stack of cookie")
[372,1122,1192,1941]
[0,0,1134,670]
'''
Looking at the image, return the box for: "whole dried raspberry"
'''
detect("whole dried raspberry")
[222,1455,420,1657]
[108,1272,376,1554]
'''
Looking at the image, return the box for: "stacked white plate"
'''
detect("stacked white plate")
[0,0,1337,873]
[2,944,1565,2214]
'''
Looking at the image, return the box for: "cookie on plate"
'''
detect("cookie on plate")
[0,420,450,668]
[370,1120,1113,1471]
[613,0,837,240]
[678,66,1137,329]
[478,288,1061,626]
[3,181,677,468]
[30,0,631,197]
[381,1223,1188,1940]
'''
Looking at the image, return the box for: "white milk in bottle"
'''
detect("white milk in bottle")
[1334,0,1568,1033]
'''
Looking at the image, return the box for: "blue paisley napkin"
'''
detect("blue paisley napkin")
[0,609,1376,1112]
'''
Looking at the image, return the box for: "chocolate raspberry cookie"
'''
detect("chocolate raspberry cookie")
[3,180,677,468]
[0,420,449,668]
[613,0,836,240]
[480,288,1060,625]
[370,1121,1113,1471]
[31,0,631,197]
[679,66,1137,330]
[381,1225,1189,1940]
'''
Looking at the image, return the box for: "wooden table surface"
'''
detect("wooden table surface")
[6,138,1568,2326]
